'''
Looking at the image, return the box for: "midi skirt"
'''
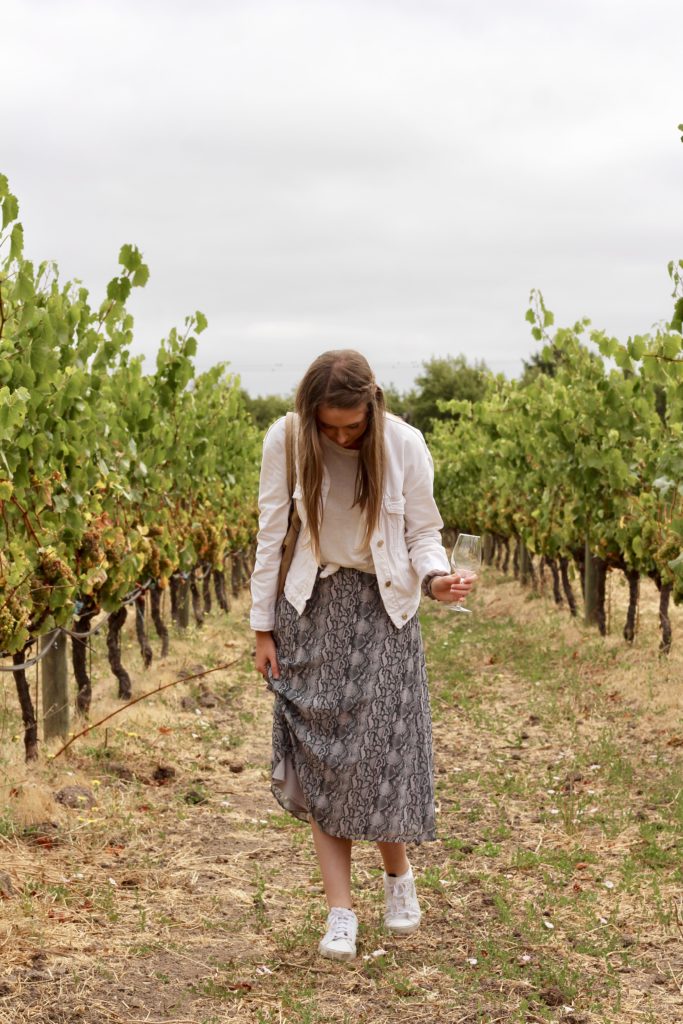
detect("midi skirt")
[267,567,436,843]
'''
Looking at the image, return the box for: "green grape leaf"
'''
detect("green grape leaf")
[629,335,645,361]
[9,222,24,261]
[106,276,132,303]
[662,334,682,359]
[2,190,19,228]
[132,265,150,287]
[119,244,142,272]
[195,311,208,333]
[15,269,34,301]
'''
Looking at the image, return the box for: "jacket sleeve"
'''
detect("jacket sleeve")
[402,428,450,583]
[249,417,290,631]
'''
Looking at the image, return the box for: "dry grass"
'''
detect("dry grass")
[0,569,682,1024]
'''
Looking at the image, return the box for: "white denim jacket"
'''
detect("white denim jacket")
[249,412,450,631]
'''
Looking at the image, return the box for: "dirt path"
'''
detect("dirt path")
[1,574,682,1024]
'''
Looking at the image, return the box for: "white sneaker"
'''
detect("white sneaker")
[318,907,358,960]
[384,867,421,934]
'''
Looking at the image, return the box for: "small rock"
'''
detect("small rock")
[181,696,198,711]
[177,664,206,679]
[197,690,218,708]
[185,788,208,805]
[22,821,60,847]
[152,765,176,785]
[229,763,245,774]
[539,985,567,1007]
[106,763,135,782]
[227,981,252,992]
[55,785,97,809]
[619,933,637,947]
[0,873,14,898]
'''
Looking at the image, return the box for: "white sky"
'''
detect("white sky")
[3,0,682,395]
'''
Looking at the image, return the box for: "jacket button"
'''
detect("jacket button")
[385,580,392,587]
[377,539,384,547]
[402,613,408,620]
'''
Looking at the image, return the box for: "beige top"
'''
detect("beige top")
[318,432,376,577]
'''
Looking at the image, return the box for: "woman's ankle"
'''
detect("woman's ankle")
[382,857,411,877]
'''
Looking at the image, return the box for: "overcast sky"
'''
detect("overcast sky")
[4,0,682,395]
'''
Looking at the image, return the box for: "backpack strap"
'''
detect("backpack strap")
[284,410,298,498]
[277,413,301,600]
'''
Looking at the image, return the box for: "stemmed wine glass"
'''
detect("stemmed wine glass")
[449,533,482,614]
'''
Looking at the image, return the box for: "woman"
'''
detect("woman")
[250,350,474,961]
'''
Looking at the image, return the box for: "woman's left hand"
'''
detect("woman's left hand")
[430,572,477,605]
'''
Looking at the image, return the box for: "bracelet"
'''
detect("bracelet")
[422,571,448,600]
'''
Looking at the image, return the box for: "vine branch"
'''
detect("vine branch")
[50,653,247,759]
[10,495,41,546]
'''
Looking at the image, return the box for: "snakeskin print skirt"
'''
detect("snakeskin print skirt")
[267,567,436,843]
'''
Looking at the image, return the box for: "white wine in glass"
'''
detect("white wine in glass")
[449,533,482,614]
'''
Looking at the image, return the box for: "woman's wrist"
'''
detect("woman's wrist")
[421,571,448,600]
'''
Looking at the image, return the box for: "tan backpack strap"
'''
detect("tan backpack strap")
[277,413,300,600]
[284,411,297,498]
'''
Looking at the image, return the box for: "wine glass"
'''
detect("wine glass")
[449,533,482,614]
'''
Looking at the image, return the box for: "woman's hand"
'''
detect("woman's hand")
[430,572,477,606]
[255,630,280,681]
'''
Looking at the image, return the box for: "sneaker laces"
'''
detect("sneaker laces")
[387,878,418,918]
[327,907,356,940]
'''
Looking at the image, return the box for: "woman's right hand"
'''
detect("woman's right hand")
[430,572,476,605]
[255,630,280,682]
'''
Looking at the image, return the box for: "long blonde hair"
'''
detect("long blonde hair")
[295,350,386,559]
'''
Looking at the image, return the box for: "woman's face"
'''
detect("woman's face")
[316,403,369,449]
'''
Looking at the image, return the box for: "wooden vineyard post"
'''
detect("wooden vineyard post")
[584,537,599,627]
[41,630,70,741]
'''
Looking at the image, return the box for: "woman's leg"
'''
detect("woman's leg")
[310,817,353,909]
[377,840,421,934]
[377,841,410,876]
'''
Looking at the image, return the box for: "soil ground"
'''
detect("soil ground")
[1,568,682,1024]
